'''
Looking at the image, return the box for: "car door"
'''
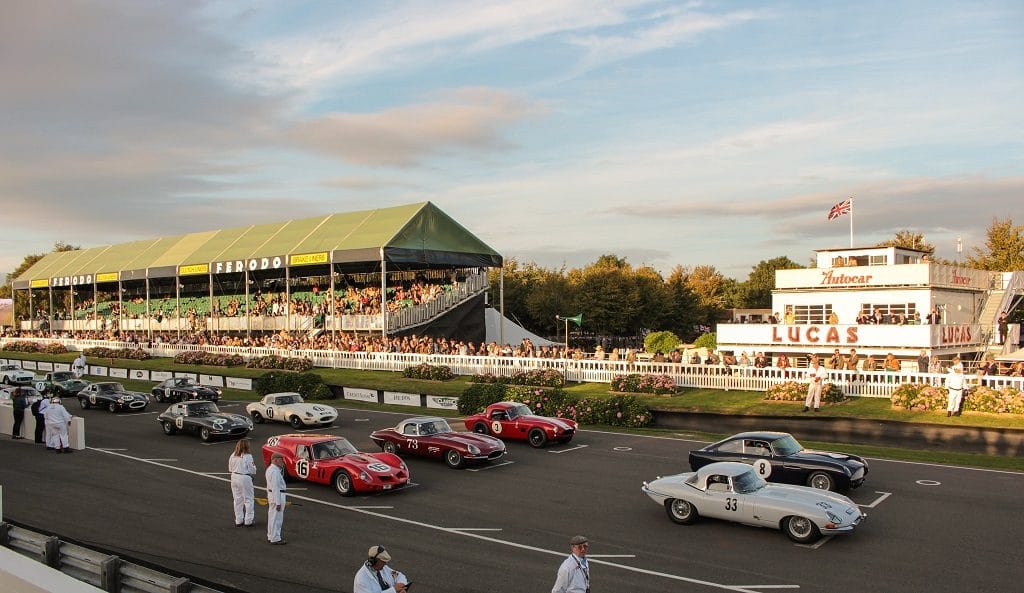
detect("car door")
[264,397,279,422]
[700,475,747,521]
[743,439,779,481]
[488,409,515,437]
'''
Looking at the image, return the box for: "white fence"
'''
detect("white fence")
[3,337,1022,398]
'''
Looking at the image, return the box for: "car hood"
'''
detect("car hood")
[342,453,398,468]
[436,432,504,450]
[206,413,250,425]
[756,483,858,509]
[276,403,337,415]
[789,449,866,468]
[523,416,576,431]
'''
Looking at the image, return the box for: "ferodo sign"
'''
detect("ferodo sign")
[771,325,859,345]
[212,256,284,274]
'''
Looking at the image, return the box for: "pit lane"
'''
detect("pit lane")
[0,402,1019,593]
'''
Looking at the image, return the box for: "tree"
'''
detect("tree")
[664,266,702,341]
[1,242,81,320]
[524,270,571,335]
[569,256,637,336]
[739,256,804,308]
[875,230,935,254]
[644,331,680,354]
[966,218,1024,271]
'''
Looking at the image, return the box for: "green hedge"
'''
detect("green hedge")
[174,351,246,367]
[764,381,847,403]
[891,382,1024,414]
[402,363,454,381]
[1,341,70,354]
[84,347,151,360]
[246,355,313,372]
[610,373,678,395]
[253,371,333,401]
[469,368,565,387]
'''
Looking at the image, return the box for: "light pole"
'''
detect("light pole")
[956,236,963,263]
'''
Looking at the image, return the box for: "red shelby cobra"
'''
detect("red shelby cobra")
[370,417,506,469]
[463,401,578,447]
[261,434,409,496]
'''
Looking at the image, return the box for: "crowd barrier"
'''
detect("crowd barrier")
[0,521,222,593]
[0,406,85,450]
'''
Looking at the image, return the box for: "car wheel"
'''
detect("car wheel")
[79,398,90,409]
[528,428,548,448]
[807,471,835,491]
[444,449,464,469]
[200,427,212,442]
[107,402,118,413]
[382,441,398,454]
[289,416,303,429]
[472,422,489,435]
[783,515,821,543]
[251,411,264,424]
[665,499,699,525]
[333,470,353,496]
[161,421,176,435]
[155,392,164,403]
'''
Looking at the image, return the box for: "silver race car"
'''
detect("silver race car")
[642,461,865,543]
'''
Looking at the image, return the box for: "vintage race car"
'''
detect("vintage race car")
[34,372,89,397]
[463,401,577,447]
[246,392,338,428]
[261,434,409,496]
[0,386,44,407]
[689,431,868,492]
[370,416,506,469]
[151,377,222,403]
[1,364,34,386]
[78,382,149,412]
[158,400,253,441]
[642,461,866,543]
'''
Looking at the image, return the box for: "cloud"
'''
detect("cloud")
[285,88,545,166]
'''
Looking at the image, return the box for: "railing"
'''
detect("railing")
[387,271,489,331]
[3,337,1023,398]
[1,522,222,593]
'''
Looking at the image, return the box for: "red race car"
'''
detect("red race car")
[370,416,506,469]
[463,401,578,447]
[261,434,409,496]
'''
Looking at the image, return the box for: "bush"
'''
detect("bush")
[551,395,651,428]
[469,368,565,387]
[402,363,454,381]
[764,381,848,403]
[1,341,44,353]
[174,351,246,367]
[458,383,508,414]
[458,382,653,428]
[693,332,717,351]
[84,347,151,360]
[253,371,333,401]
[891,382,1024,414]
[644,331,681,355]
[43,343,69,354]
[610,373,678,395]
[246,355,313,372]
[890,383,947,411]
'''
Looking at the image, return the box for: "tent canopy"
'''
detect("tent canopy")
[13,202,502,289]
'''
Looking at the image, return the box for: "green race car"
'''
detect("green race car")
[34,371,90,398]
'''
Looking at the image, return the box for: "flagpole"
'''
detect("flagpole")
[849,196,854,247]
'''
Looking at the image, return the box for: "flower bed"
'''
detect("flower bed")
[764,381,847,403]
[84,347,151,360]
[469,368,565,387]
[610,373,678,396]
[2,341,69,354]
[457,383,651,428]
[402,363,454,381]
[245,355,313,372]
[891,382,1024,414]
[174,351,246,367]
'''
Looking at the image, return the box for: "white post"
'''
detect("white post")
[849,196,854,248]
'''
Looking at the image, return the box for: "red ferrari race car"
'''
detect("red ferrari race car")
[261,434,409,496]
[370,416,506,469]
[463,401,578,447]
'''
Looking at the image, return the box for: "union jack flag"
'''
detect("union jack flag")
[827,198,852,221]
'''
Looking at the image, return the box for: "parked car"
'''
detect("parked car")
[0,364,34,386]
[688,431,868,492]
[246,392,338,428]
[370,416,506,469]
[642,461,866,543]
[78,382,149,412]
[157,400,253,442]
[261,434,409,496]
[463,401,577,447]
[151,377,221,403]
[0,386,44,407]
[34,372,89,397]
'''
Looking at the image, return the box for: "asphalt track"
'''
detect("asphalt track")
[0,400,1021,593]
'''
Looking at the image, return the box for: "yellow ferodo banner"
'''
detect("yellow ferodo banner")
[289,252,328,266]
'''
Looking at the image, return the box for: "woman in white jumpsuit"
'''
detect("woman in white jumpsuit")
[44,397,73,453]
[228,439,257,527]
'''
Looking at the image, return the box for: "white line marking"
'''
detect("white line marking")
[916,480,941,486]
[349,506,394,510]
[549,445,588,454]
[859,491,892,508]
[92,448,128,451]
[142,458,178,462]
[449,528,503,532]
[354,418,371,422]
[795,535,833,550]
[465,461,515,472]
[732,586,800,589]
[589,554,637,558]
[862,457,1024,475]
[88,447,790,592]
[200,440,237,446]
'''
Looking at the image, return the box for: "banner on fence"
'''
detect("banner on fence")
[37,362,53,372]
[344,387,378,403]
[54,363,71,372]
[426,395,459,410]
[89,366,108,377]
[174,372,198,381]
[151,371,173,382]
[131,369,150,381]
[383,391,420,407]
[21,360,37,370]
[200,375,224,388]
[109,368,128,379]
[226,377,253,391]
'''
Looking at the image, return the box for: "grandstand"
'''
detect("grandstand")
[10,203,503,343]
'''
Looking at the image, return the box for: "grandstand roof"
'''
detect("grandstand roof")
[13,202,502,289]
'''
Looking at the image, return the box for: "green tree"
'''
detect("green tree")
[966,218,1024,271]
[488,259,553,333]
[525,269,571,334]
[875,230,935,254]
[739,256,804,308]
[644,330,680,354]
[1,242,80,320]
[569,255,636,336]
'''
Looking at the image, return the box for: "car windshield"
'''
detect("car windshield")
[420,420,452,435]
[771,435,803,456]
[53,372,74,381]
[509,404,533,418]
[98,383,124,393]
[1,365,15,371]
[733,469,766,494]
[176,378,197,387]
[187,403,219,416]
[313,438,358,459]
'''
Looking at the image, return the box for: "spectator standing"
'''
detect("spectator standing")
[11,388,27,439]
[997,312,1009,345]
[43,397,73,453]
[827,349,842,370]
[862,354,878,371]
[945,359,965,417]
[32,394,49,444]
[552,535,591,593]
[265,452,287,544]
[353,545,409,593]
[804,358,828,412]
[917,350,930,374]
[844,348,860,372]
[229,439,257,527]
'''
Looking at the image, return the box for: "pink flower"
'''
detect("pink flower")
[616,411,623,418]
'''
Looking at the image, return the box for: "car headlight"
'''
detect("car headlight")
[359,471,370,482]
[467,444,480,455]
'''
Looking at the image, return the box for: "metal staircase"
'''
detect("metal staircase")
[976,271,1024,361]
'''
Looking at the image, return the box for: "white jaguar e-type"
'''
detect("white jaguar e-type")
[246,392,338,428]
[642,461,865,543]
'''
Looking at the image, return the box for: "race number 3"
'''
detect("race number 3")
[753,459,772,478]
[491,421,503,434]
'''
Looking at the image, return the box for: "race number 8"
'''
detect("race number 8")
[753,459,772,478]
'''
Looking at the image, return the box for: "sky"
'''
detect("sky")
[2,0,1022,283]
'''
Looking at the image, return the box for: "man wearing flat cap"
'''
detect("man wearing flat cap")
[265,452,287,544]
[354,544,409,593]
[552,535,590,593]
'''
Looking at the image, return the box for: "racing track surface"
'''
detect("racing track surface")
[0,400,1020,593]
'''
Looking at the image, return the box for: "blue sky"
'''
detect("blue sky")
[2,0,1022,281]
